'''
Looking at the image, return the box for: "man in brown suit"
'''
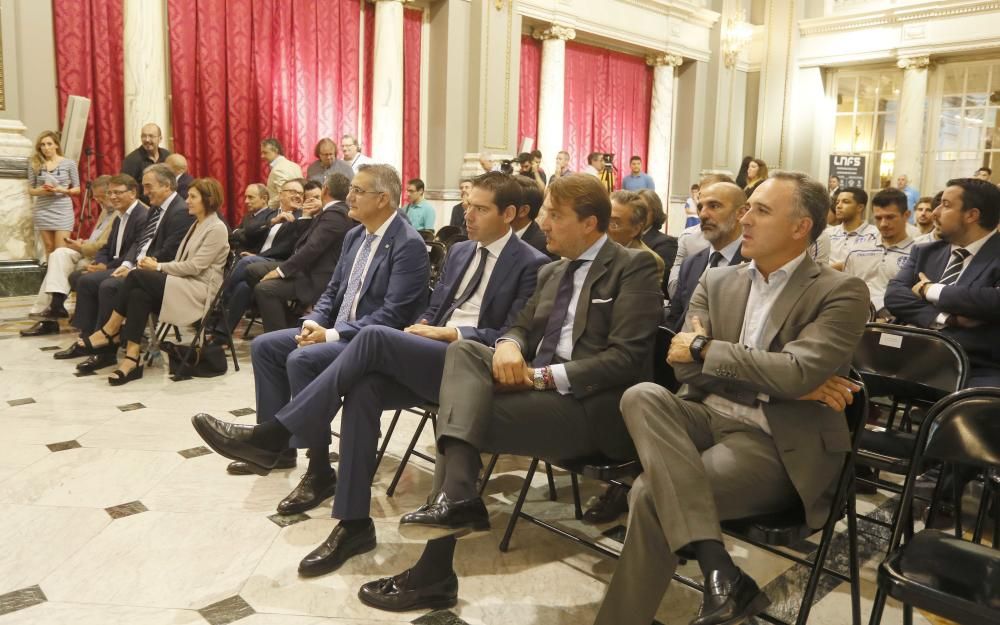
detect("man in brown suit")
[594,172,870,625]
[357,174,664,613]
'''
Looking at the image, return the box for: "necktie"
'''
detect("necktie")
[709,251,724,268]
[532,259,587,367]
[137,205,163,257]
[441,247,490,324]
[336,233,378,324]
[939,248,971,286]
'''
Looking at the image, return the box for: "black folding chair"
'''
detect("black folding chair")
[384,404,438,497]
[868,387,1000,625]
[418,229,435,243]
[434,225,461,243]
[427,241,447,286]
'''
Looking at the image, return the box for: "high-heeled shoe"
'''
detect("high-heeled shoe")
[108,355,143,386]
[81,327,120,355]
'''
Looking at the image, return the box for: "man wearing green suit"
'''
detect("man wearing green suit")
[594,171,870,625]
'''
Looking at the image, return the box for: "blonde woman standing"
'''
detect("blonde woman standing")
[28,131,80,256]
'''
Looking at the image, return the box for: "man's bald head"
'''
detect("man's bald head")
[165,153,187,175]
[698,181,747,247]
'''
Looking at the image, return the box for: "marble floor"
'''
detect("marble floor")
[0,295,937,625]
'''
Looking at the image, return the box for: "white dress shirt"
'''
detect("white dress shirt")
[702,250,809,435]
[447,229,512,333]
[114,200,140,258]
[349,153,374,172]
[514,223,531,239]
[324,211,398,342]
[260,221,285,255]
[133,191,178,265]
[925,230,996,326]
[709,237,743,268]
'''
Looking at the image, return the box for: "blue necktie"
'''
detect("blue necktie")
[336,233,377,324]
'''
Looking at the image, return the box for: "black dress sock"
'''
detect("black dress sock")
[410,536,457,584]
[307,445,334,478]
[692,539,739,581]
[250,418,291,451]
[49,292,67,312]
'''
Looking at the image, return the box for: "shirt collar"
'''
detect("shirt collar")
[321,201,337,212]
[123,200,139,216]
[160,192,178,210]
[368,209,397,237]
[515,223,531,239]
[577,234,608,263]
[478,227,513,258]
[878,236,914,251]
[747,250,807,285]
[715,236,743,263]
[954,230,996,257]
[842,222,874,236]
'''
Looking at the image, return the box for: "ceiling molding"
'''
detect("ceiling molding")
[800,0,1000,35]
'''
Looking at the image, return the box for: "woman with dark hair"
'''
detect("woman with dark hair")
[743,158,769,196]
[28,130,80,256]
[734,155,753,189]
[77,177,231,385]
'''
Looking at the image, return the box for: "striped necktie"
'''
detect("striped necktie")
[136,205,163,257]
[336,233,378,324]
[939,248,970,285]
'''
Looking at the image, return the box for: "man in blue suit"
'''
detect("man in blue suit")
[886,177,1000,387]
[192,164,430,472]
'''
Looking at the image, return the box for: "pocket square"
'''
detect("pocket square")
[591,297,613,304]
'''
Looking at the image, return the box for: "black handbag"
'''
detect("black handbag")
[161,338,227,378]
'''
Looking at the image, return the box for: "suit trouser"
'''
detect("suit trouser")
[250,328,348,428]
[222,255,270,332]
[593,383,797,625]
[31,247,87,313]
[274,325,450,519]
[73,269,121,336]
[431,341,608,495]
[114,269,167,345]
[247,262,295,333]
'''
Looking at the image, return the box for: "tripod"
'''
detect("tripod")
[73,147,96,239]
[599,161,617,194]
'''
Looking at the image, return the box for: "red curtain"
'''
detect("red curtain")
[401,7,422,187]
[518,36,542,150]
[52,0,125,237]
[362,2,374,157]
[563,42,652,188]
[167,0,361,224]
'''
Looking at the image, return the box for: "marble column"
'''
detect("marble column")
[646,53,683,207]
[371,0,407,172]
[123,0,172,150]
[533,25,575,176]
[894,56,930,189]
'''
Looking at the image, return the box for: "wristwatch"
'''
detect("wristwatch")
[689,335,710,362]
[533,368,547,391]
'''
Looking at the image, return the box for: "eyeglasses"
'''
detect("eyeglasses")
[349,185,382,196]
[107,189,129,196]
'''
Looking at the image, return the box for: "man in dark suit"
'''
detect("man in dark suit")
[166,153,193,200]
[666,181,748,332]
[886,177,1000,387]
[355,174,662,612]
[512,175,557,259]
[448,179,473,234]
[230,184,277,254]
[247,173,356,332]
[637,188,678,296]
[190,172,548,577]
[192,164,430,474]
[594,172,869,625]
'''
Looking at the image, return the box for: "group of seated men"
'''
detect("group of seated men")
[183,162,932,625]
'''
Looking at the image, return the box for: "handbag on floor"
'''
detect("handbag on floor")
[160,335,227,378]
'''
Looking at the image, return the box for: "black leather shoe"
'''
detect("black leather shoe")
[76,351,118,372]
[398,492,489,540]
[227,450,296,475]
[690,568,770,625]
[20,320,60,337]
[358,569,458,612]
[278,471,337,515]
[190,413,282,476]
[54,342,89,359]
[583,483,629,524]
[297,519,376,577]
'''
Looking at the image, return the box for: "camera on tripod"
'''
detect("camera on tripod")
[499,159,514,175]
[602,153,615,170]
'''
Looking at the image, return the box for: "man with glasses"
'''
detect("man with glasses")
[193,164,430,476]
[122,123,170,204]
[341,134,373,173]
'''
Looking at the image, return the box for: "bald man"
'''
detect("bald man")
[165,153,193,200]
[122,123,171,204]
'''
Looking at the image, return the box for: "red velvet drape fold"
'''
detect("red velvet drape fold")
[518,36,542,151]
[167,0,361,224]
[401,7,422,187]
[563,42,652,187]
[362,2,374,158]
[52,0,125,237]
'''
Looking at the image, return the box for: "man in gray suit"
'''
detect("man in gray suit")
[594,172,870,625]
[356,174,663,613]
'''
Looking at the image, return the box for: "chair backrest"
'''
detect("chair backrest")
[852,323,968,404]
[419,229,435,243]
[443,233,468,249]
[435,225,460,242]
[427,241,448,285]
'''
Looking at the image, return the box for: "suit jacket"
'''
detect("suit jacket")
[422,235,548,346]
[159,213,231,327]
[81,208,119,259]
[231,207,278,253]
[176,172,193,200]
[124,194,193,265]
[304,214,430,340]
[259,211,306,261]
[520,220,557,260]
[502,239,663,459]
[94,203,150,269]
[642,227,678,295]
[665,244,747,332]
[885,234,1000,372]
[673,255,869,529]
[449,203,467,233]
[278,201,356,304]
[266,156,303,209]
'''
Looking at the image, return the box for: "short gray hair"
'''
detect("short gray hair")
[143,163,177,190]
[769,170,828,242]
[260,137,283,155]
[358,163,401,210]
[610,190,647,230]
[250,183,269,203]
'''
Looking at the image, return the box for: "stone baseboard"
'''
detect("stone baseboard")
[0,261,43,297]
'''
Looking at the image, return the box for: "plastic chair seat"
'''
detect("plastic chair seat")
[552,457,641,482]
[721,506,815,548]
[879,529,1000,624]
[858,428,916,473]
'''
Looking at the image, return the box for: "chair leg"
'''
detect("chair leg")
[479,453,500,497]
[242,316,256,339]
[545,462,557,501]
[571,473,582,520]
[499,457,538,552]
[903,603,913,625]
[372,409,402,482]
[386,411,430,497]
[847,481,862,625]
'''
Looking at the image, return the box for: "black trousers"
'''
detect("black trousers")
[114,269,167,345]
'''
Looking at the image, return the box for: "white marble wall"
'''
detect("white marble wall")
[371,0,405,171]
[893,56,929,189]
[646,54,683,208]
[0,121,38,262]
[534,25,574,177]
[123,0,172,149]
